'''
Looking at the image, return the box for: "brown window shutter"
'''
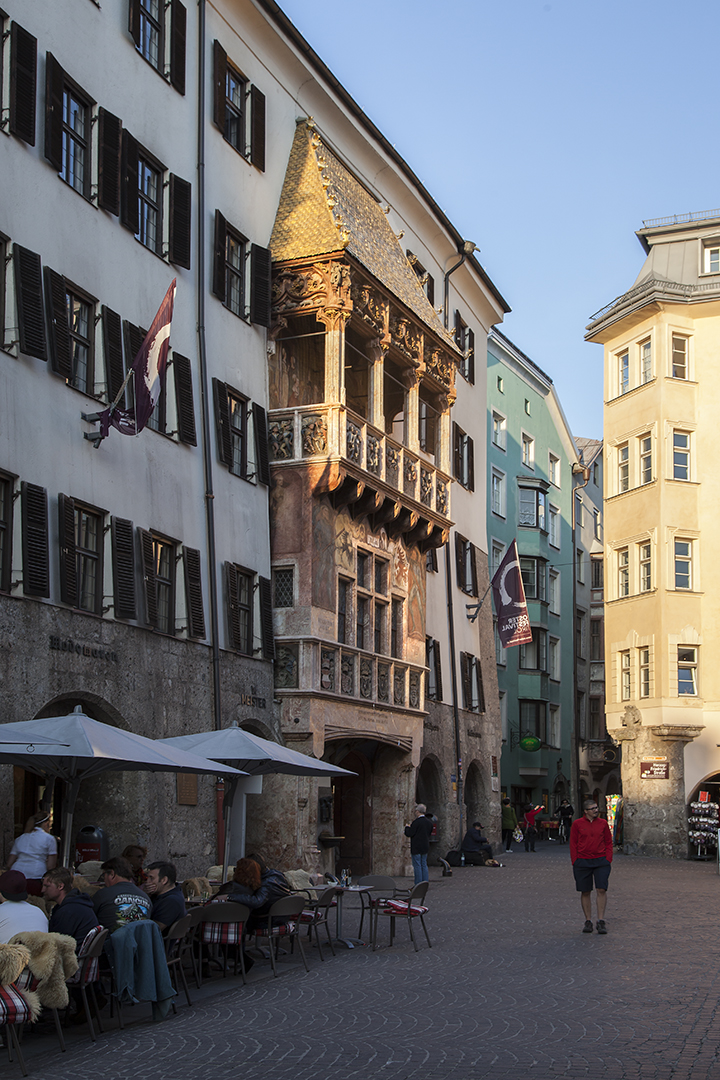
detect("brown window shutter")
[168,174,192,269]
[138,527,158,627]
[467,328,475,384]
[57,493,77,606]
[169,0,187,95]
[98,108,123,216]
[13,245,47,360]
[259,575,274,660]
[469,542,479,597]
[252,402,270,486]
[183,546,205,638]
[467,435,475,493]
[454,532,464,590]
[460,652,471,710]
[434,640,443,702]
[476,659,485,712]
[226,562,242,650]
[44,267,72,380]
[250,244,272,327]
[44,53,64,172]
[213,41,227,132]
[128,0,141,46]
[9,23,37,146]
[212,378,233,466]
[452,422,460,480]
[123,320,146,371]
[172,353,197,445]
[454,310,462,349]
[111,516,136,619]
[102,306,125,403]
[21,481,49,597]
[212,210,227,301]
[426,273,434,306]
[121,130,140,234]
[249,85,266,171]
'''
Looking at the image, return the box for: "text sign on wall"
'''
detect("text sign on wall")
[640,760,669,780]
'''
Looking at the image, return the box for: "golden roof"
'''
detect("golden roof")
[270,121,455,344]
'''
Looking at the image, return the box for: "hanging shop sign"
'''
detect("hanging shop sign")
[640,759,669,780]
[519,735,541,753]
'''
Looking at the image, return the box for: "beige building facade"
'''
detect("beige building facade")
[586,211,720,856]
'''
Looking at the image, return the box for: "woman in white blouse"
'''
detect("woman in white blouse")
[7,812,58,896]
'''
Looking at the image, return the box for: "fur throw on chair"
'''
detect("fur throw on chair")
[284,869,317,899]
[8,932,78,1009]
[0,943,41,1022]
[182,876,212,899]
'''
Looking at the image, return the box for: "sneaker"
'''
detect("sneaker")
[582,920,594,933]
[505,849,513,854]
[596,920,607,935]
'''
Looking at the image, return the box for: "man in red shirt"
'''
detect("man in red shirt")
[569,799,613,934]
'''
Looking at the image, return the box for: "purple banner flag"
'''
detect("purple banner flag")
[99,279,176,440]
[491,539,533,648]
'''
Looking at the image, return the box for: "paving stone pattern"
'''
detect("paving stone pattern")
[13,845,720,1080]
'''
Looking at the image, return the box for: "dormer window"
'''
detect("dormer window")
[702,242,720,274]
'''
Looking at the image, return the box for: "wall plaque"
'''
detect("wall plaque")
[640,760,669,780]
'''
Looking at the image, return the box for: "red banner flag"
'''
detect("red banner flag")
[492,539,533,648]
[98,279,176,440]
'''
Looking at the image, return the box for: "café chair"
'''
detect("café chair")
[164,914,194,1008]
[185,906,206,989]
[0,983,35,1077]
[65,925,108,1042]
[199,902,250,983]
[356,875,408,941]
[374,881,431,952]
[105,920,176,1026]
[299,886,338,962]
[249,896,309,977]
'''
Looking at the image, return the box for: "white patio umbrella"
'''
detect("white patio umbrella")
[0,707,246,865]
[161,721,355,881]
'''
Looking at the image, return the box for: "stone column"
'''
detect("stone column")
[437,393,453,475]
[614,704,703,858]
[318,308,350,407]
[404,370,420,454]
[367,338,386,431]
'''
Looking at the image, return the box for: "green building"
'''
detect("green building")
[487,329,580,822]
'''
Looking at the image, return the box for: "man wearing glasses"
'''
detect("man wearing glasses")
[569,799,613,934]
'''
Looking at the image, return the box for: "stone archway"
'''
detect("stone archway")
[416,755,444,864]
[464,761,487,835]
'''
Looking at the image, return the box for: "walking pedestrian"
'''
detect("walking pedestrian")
[570,798,613,934]
[501,798,518,852]
[523,803,543,852]
[404,803,434,884]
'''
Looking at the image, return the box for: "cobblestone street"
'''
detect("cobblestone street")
[11,844,720,1080]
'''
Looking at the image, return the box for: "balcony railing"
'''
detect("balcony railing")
[274,637,426,712]
[268,404,450,519]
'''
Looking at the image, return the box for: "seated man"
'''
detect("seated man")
[144,861,186,933]
[461,822,494,865]
[92,856,151,932]
[42,867,99,950]
[0,869,48,941]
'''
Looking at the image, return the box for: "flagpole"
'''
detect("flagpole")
[81,366,135,446]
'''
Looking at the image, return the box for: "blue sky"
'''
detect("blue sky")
[277,0,720,439]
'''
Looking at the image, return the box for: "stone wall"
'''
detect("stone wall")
[0,594,274,878]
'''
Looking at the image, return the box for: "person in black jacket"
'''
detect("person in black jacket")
[461,823,493,865]
[42,867,99,950]
[404,803,434,884]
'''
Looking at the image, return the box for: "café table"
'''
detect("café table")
[331,884,373,948]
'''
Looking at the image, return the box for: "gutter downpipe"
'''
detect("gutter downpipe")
[444,541,464,848]
[442,241,476,845]
[572,464,590,812]
[197,0,225,862]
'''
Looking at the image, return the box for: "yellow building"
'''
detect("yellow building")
[586,211,720,857]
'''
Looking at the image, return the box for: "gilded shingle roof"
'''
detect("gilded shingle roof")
[270,121,455,345]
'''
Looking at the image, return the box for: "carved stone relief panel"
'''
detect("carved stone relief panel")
[386,447,400,489]
[351,280,386,335]
[409,671,421,709]
[436,479,449,516]
[360,656,373,699]
[389,309,422,361]
[274,644,299,689]
[321,647,336,692]
[403,457,418,496]
[393,667,406,706]
[420,468,433,507]
[340,653,355,696]
[302,415,327,456]
[269,418,294,460]
[346,422,363,464]
[378,663,390,703]
[273,264,329,314]
[425,347,454,387]
[367,434,382,475]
